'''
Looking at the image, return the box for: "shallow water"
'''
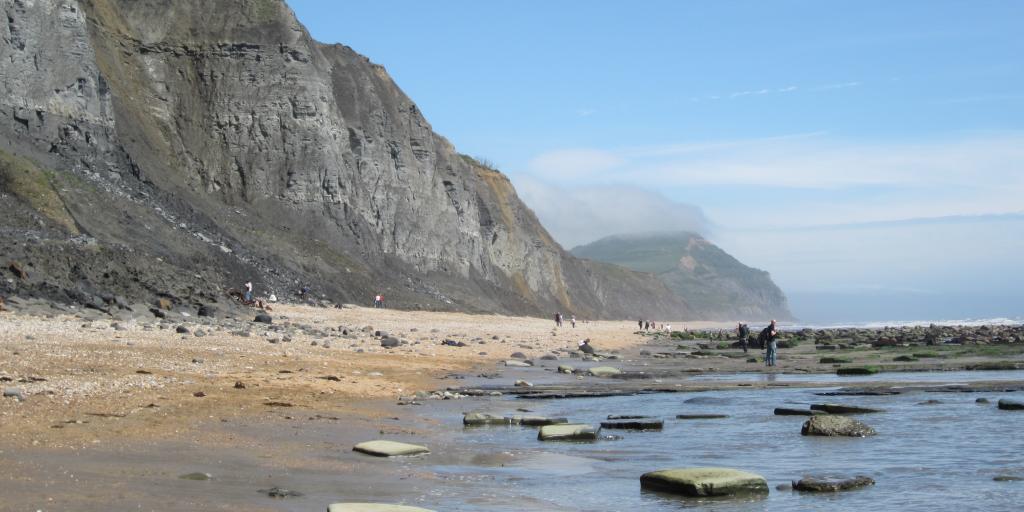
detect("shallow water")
[411,371,1024,511]
[687,369,1024,384]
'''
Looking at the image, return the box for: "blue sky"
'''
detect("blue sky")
[289,1,1024,322]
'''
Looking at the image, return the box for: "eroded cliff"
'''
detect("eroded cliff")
[0,0,689,319]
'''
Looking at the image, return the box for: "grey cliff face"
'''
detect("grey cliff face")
[0,0,688,319]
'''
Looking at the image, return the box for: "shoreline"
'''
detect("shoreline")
[3,303,1024,510]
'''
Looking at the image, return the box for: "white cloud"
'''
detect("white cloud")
[515,131,1024,231]
[511,176,707,249]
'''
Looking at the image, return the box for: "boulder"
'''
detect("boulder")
[514,380,533,387]
[601,419,664,430]
[510,351,528,359]
[801,415,877,437]
[254,314,272,324]
[327,504,436,512]
[3,387,26,401]
[504,360,532,367]
[463,412,509,426]
[380,337,401,348]
[352,440,429,457]
[998,399,1024,410]
[537,424,598,441]
[517,416,568,427]
[793,475,875,492]
[175,325,190,334]
[774,408,824,416]
[640,467,769,497]
[675,414,728,420]
[588,366,622,377]
[836,366,880,376]
[557,365,575,374]
[810,403,883,414]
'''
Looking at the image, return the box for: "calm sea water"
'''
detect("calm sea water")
[407,371,1024,511]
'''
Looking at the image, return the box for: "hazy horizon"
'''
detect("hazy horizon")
[290,1,1024,324]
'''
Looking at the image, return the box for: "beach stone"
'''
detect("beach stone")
[463,412,509,426]
[3,387,26,401]
[504,360,532,367]
[517,416,568,427]
[601,419,664,430]
[540,354,558,361]
[380,337,401,348]
[675,414,728,420]
[514,379,533,387]
[976,398,990,404]
[197,304,216,317]
[537,423,599,441]
[810,403,883,414]
[557,365,575,374]
[793,475,875,492]
[998,399,1024,410]
[774,408,825,416]
[327,504,436,512]
[254,314,272,324]
[607,415,649,420]
[640,467,769,497]
[352,440,429,457]
[588,366,622,377]
[259,486,303,498]
[510,352,528,359]
[994,475,1024,482]
[801,415,877,437]
[176,325,190,334]
[178,472,212,481]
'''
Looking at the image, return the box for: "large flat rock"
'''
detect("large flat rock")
[587,366,622,377]
[810,403,883,414]
[352,440,429,457]
[801,415,877,437]
[537,423,598,441]
[463,412,509,426]
[640,467,769,497]
[327,504,436,512]
[601,419,664,430]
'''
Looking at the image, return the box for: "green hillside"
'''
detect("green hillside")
[572,232,792,321]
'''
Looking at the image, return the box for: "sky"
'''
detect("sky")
[288,0,1024,323]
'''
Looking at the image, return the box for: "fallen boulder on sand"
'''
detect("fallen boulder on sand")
[793,475,875,492]
[538,424,598,441]
[640,467,769,497]
[801,415,877,437]
[352,440,429,457]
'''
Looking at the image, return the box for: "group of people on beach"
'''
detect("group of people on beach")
[553,312,577,328]
[638,319,673,332]
[736,320,779,366]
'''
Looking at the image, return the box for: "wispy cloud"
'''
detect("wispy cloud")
[690,81,855,102]
[523,131,1024,227]
[576,108,597,117]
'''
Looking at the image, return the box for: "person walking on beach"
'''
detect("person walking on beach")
[737,323,750,353]
[554,312,562,327]
[760,320,779,367]
[373,294,382,308]
[244,281,253,303]
[638,319,643,330]
[571,315,576,328]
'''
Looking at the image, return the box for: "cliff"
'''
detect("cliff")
[572,232,792,321]
[0,0,688,319]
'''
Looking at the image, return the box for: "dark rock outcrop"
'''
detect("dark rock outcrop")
[0,0,687,320]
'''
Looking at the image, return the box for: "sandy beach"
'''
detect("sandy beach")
[0,303,730,449]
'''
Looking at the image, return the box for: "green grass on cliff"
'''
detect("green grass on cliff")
[0,149,78,233]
